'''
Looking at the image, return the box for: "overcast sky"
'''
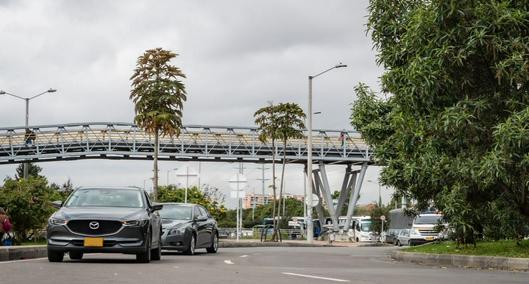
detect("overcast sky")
[0,0,390,208]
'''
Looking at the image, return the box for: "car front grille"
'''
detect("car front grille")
[67,220,122,236]
[418,229,438,236]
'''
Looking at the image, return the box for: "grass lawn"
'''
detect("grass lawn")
[404,239,529,258]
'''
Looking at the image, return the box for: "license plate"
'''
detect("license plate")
[425,236,434,241]
[84,237,103,247]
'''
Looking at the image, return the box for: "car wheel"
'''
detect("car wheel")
[136,232,152,263]
[206,233,218,253]
[184,234,196,255]
[48,250,64,262]
[69,251,83,260]
[151,231,162,261]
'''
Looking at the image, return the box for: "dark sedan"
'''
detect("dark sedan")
[47,187,163,263]
[160,203,218,255]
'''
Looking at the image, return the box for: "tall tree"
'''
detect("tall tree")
[15,162,42,180]
[254,103,280,241]
[130,48,187,200]
[352,0,529,243]
[274,103,305,222]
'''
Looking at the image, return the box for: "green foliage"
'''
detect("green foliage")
[353,0,529,243]
[0,177,56,242]
[218,197,305,229]
[404,240,529,258]
[157,185,227,221]
[14,163,43,180]
[254,102,305,240]
[130,48,187,200]
[49,179,75,202]
[130,48,187,137]
[369,204,392,234]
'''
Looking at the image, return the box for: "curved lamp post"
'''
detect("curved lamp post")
[0,88,57,179]
[306,64,346,243]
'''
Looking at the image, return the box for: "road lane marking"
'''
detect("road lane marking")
[240,255,248,258]
[282,272,350,282]
[224,260,234,265]
[0,257,47,264]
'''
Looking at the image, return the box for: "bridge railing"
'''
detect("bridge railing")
[0,122,371,164]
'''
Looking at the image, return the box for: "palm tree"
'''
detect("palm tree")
[130,48,187,200]
[274,103,305,223]
[254,103,279,241]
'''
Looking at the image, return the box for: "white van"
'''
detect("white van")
[340,216,377,242]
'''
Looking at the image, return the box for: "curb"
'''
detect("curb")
[391,250,529,271]
[0,241,328,262]
[0,246,47,262]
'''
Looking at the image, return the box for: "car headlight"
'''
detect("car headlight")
[122,220,146,226]
[169,226,186,235]
[49,217,68,226]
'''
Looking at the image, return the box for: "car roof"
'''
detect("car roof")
[159,202,196,207]
[76,186,143,191]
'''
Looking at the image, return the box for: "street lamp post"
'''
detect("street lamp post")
[306,64,346,243]
[0,88,57,179]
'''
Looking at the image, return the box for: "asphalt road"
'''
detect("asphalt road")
[0,246,527,284]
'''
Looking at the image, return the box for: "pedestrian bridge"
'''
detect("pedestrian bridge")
[0,122,371,165]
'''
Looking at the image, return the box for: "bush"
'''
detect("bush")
[0,177,56,242]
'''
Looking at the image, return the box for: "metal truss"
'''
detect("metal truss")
[0,122,372,165]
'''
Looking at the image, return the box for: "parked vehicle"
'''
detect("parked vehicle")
[47,187,163,263]
[395,229,411,246]
[387,208,445,245]
[342,216,378,242]
[159,203,218,255]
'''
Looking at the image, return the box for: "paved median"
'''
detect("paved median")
[392,249,529,271]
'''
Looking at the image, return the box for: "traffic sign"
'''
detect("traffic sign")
[305,193,320,207]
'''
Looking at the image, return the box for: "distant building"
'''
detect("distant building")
[242,193,305,209]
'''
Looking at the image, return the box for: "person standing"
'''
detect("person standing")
[0,208,12,245]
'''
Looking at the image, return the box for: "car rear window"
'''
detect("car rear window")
[65,188,144,208]
[159,205,192,220]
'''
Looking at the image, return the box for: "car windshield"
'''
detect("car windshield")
[414,215,442,225]
[360,221,372,232]
[65,188,144,208]
[159,205,192,220]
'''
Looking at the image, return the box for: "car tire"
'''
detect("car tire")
[69,251,83,260]
[48,250,64,262]
[151,232,162,261]
[206,233,218,253]
[184,234,196,255]
[136,232,152,263]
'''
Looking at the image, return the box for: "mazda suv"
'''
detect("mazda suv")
[47,187,163,263]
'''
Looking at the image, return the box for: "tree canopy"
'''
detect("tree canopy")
[352,0,529,243]
[130,48,187,200]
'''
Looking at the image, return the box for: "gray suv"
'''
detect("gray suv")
[46,187,163,263]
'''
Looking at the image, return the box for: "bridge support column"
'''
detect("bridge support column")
[343,162,368,231]
[317,162,339,231]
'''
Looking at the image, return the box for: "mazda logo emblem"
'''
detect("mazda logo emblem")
[89,221,100,230]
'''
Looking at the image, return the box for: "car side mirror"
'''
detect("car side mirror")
[51,200,63,209]
[151,204,163,211]
[195,216,208,222]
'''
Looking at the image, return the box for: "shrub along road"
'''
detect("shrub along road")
[0,246,527,283]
